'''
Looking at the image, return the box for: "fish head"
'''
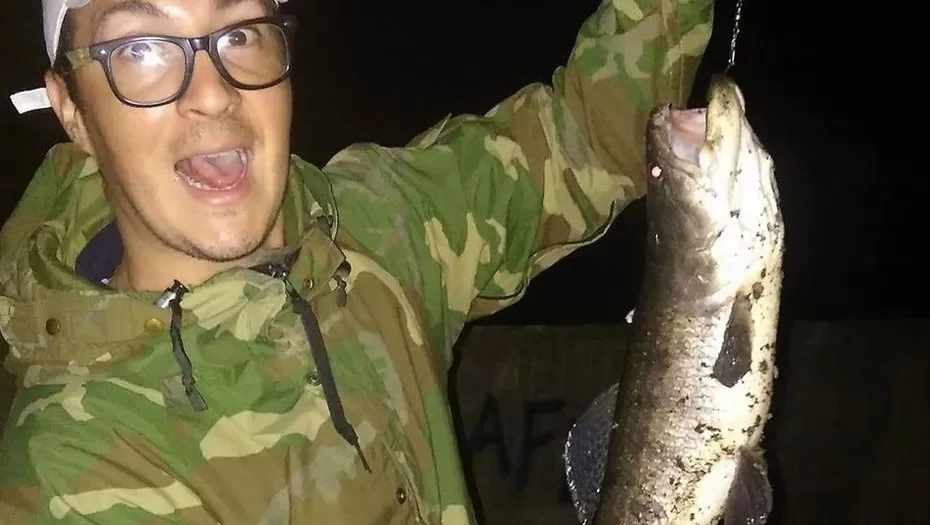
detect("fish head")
[644,75,783,304]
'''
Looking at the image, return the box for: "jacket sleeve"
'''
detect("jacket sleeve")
[0,396,184,525]
[322,0,714,352]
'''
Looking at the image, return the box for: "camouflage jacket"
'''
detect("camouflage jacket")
[0,1,712,523]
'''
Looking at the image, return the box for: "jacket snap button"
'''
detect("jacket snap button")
[144,318,166,334]
[45,318,61,335]
[395,487,407,504]
[307,372,321,386]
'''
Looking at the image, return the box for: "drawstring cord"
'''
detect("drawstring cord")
[156,280,208,412]
[153,263,370,472]
[260,262,371,473]
[283,271,371,473]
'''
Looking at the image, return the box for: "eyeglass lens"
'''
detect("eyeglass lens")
[109,21,289,104]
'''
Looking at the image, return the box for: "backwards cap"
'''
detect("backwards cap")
[44,0,92,65]
[10,0,289,115]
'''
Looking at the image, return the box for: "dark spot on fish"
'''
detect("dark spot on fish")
[676,457,687,471]
[743,415,764,436]
[760,268,767,278]
[712,294,754,388]
[752,282,764,299]
[758,360,769,373]
[731,209,741,218]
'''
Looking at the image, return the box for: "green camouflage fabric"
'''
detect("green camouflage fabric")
[0,1,713,523]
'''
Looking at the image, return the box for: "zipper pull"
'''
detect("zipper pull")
[155,280,189,309]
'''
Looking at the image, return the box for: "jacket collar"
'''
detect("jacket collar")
[0,143,347,373]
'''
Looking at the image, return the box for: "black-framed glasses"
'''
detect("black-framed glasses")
[55,15,298,108]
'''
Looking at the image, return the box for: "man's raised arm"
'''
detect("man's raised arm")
[322,0,714,359]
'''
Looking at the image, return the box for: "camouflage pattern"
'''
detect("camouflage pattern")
[0,1,713,523]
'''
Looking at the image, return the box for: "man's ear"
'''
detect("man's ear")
[44,70,96,157]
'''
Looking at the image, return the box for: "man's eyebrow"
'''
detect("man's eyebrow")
[93,0,261,36]
[94,0,165,31]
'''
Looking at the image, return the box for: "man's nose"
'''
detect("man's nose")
[176,51,240,118]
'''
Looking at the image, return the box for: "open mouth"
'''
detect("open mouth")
[174,148,250,192]
[666,108,707,165]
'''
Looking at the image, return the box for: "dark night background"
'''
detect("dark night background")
[1,1,926,524]
[2,1,924,322]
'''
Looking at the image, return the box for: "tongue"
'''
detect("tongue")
[176,150,246,190]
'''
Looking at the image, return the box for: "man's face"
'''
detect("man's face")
[54,0,292,271]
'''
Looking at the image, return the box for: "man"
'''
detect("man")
[0,0,713,523]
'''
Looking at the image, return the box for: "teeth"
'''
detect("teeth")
[174,148,249,192]
[176,173,246,192]
[202,148,245,160]
[184,176,213,191]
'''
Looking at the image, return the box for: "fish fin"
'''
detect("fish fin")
[711,293,753,388]
[563,382,619,525]
[723,447,774,525]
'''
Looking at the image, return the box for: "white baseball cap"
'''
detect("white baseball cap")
[11,0,289,115]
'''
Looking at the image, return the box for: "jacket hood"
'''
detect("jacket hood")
[0,142,341,373]
[0,143,374,464]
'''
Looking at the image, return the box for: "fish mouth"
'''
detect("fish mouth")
[643,75,751,253]
[666,108,707,165]
[648,74,747,175]
[647,105,705,177]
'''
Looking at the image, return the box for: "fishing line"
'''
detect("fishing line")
[726,0,744,72]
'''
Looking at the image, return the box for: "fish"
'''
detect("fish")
[563,74,785,525]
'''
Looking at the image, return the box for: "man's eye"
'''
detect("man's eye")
[222,28,256,47]
[123,42,155,60]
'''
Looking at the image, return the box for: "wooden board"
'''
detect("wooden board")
[452,324,631,525]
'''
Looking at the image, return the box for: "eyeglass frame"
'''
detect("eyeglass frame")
[53,14,299,109]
